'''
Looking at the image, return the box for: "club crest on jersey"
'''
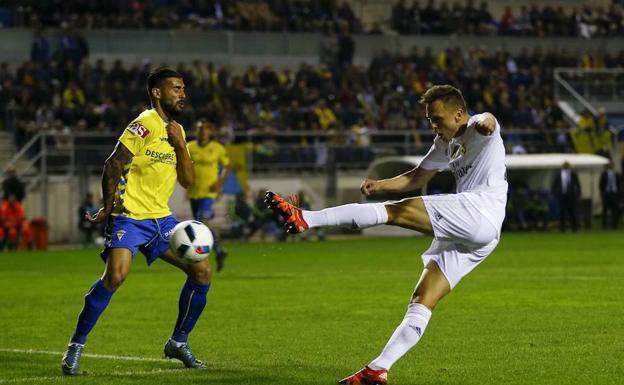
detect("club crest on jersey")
[450,143,465,161]
[126,122,150,138]
[116,230,126,241]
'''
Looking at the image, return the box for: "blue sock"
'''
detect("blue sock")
[171,278,210,343]
[71,280,114,345]
[210,228,224,255]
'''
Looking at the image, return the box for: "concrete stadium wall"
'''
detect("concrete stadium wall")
[23,173,365,244]
[22,167,607,244]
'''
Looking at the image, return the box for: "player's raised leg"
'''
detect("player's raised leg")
[339,260,450,384]
[62,248,132,375]
[265,191,433,235]
[160,250,212,369]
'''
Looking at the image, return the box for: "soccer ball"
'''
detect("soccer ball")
[169,220,214,264]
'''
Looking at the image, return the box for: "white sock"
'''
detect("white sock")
[169,339,186,347]
[368,303,432,371]
[302,203,388,229]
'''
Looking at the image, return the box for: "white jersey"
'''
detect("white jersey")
[419,113,508,229]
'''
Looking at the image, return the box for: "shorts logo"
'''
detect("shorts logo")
[126,122,150,138]
[116,230,126,240]
[163,229,174,239]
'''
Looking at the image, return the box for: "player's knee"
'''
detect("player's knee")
[103,270,127,290]
[386,199,432,233]
[189,264,212,284]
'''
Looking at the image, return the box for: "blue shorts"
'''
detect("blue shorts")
[101,215,178,265]
[190,198,215,221]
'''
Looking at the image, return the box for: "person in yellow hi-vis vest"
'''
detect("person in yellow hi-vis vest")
[187,119,232,272]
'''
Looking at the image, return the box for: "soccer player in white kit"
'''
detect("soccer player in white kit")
[265,85,507,385]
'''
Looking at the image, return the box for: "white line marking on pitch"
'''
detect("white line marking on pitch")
[0,368,186,383]
[0,348,173,363]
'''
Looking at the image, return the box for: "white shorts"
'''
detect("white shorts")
[421,193,500,289]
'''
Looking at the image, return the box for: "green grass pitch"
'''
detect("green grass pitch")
[1,231,623,385]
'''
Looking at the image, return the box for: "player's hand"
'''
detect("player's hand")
[166,120,186,150]
[360,179,381,196]
[210,181,223,194]
[474,113,496,136]
[85,207,111,224]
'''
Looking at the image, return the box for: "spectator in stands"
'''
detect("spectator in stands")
[552,161,581,232]
[1,194,26,250]
[78,192,98,248]
[595,107,614,157]
[320,30,339,69]
[499,6,517,35]
[30,28,50,64]
[525,191,550,230]
[228,191,253,240]
[2,166,25,202]
[59,25,89,66]
[599,161,622,229]
[313,99,337,131]
[337,24,355,69]
[571,109,597,153]
[391,0,410,34]
[62,80,86,122]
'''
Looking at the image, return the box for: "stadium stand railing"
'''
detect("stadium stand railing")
[7,128,560,173]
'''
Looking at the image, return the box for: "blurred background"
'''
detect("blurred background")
[0,0,623,246]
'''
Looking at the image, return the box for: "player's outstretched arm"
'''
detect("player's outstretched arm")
[167,121,194,189]
[86,142,133,224]
[360,167,437,196]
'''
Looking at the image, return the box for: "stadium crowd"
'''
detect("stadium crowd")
[3,0,624,37]
[4,45,624,157]
[391,0,624,38]
[3,0,362,33]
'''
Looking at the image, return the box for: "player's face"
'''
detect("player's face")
[197,123,213,142]
[426,100,463,142]
[160,77,186,117]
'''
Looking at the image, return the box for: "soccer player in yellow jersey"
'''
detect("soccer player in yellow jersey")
[187,119,231,271]
[62,67,212,375]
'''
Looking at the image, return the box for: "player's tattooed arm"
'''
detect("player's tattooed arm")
[474,113,497,136]
[86,142,133,224]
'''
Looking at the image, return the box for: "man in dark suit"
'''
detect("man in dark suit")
[599,161,622,229]
[552,161,581,232]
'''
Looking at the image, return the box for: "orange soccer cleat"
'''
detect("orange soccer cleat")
[264,191,309,234]
[339,366,389,385]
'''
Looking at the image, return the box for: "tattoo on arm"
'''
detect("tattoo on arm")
[102,143,133,211]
